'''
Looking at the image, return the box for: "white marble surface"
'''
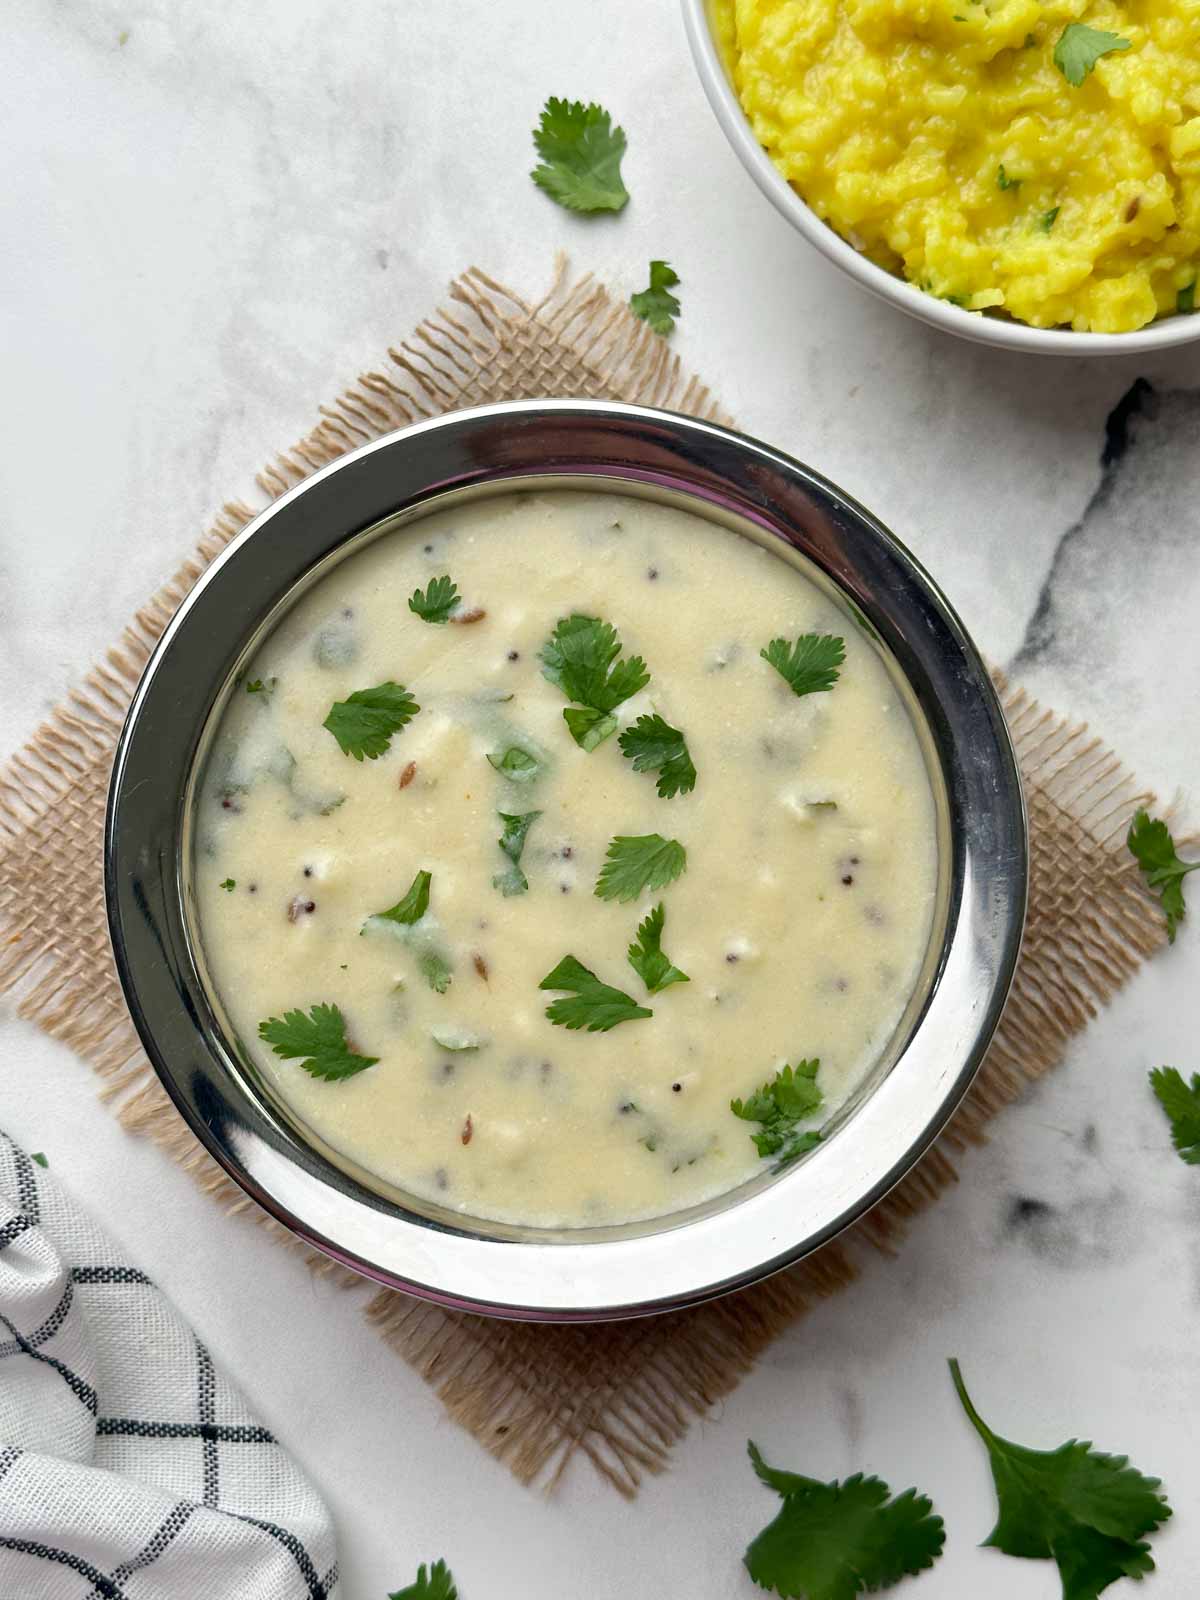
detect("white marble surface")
[2,2,1199,1596]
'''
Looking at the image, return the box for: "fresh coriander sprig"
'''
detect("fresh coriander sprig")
[388,1559,458,1600]
[365,870,432,929]
[494,810,542,897]
[409,575,461,624]
[949,1358,1171,1596]
[323,681,419,760]
[530,97,629,214]
[539,955,653,1031]
[1127,808,1198,942]
[595,833,687,902]
[743,1441,945,1599]
[731,1061,824,1168]
[258,1004,378,1081]
[540,614,650,751]
[627,903,690,994]
[619,713,697,798]
[630,260,681,336]
[761,634,845,698]
[1054,22,1131,86]
[1149,1067,1200,1163]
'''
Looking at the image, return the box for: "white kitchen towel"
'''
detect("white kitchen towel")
[0,1131,339,1599]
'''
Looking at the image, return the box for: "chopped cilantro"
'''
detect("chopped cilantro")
[366,870,432,928]
[997,164,1021,191]
[1039,206,1061,233]
[493,809,542,896]
[732,1060,824,1168]
[487,746,542,783]
[258,1003,378,1081]
[408,575,461,624]
[418,948,454,994]
[539,955,653,1031]
[594,833,687,902]
[323,681,419,760]
[30,1152,48,1168]
[1179,280,1196,314]
[530,97,629,214]
[388,1560,458,1600]
[950,1359,1171,1595]
[1127,808,1199,942]
[618,713,697,798]
[630,260,681,336]
[219,878,236,892]
[431,1025,486,1053]
[245,677,276,696]
[540,614,649,750]
[1149,1067,1200,1163]
[1054,22,1131,86]
[627,902,690,993]
[761,634,845,699]
[743,1441,945,1599]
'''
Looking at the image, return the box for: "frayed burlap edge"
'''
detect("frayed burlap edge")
[0,262,1174,1498]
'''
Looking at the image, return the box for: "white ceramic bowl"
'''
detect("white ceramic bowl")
[681,0,1200,356]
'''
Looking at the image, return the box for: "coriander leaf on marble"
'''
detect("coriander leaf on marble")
[388,1559,458,1600]
[761,634,845,699]
[366,870,432,929]
[949,1358,1171,1599]
[1054,22,1131,86]
[743,1440,945,1599]
[493,809,542,896]
[1127,808,1199,942]
[259,1004,378,1081]
[594,833,687,902]
[1149,1067,1200,1163]
[540,614,649,749]
[323,681,419,761]
[539,954,653,1032]
[630,260,681,336]
[732,1061,824,1168]
[619,713,697,798]
[530,97,629,214]
[408,574,461,624]
[627,902,690,994]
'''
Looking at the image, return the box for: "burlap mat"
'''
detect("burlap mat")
[0,264,1172,1497]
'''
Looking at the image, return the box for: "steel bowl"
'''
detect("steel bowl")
[106,401,1026,1322]
[681,0,1200,357]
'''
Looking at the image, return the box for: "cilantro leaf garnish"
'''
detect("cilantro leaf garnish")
[539,955,653,1031]
[408,575,460,624]
[732,1061,824,1168]
[594,833,687,902]
[1149,1067,1200,1163]
[630,260,681,336]
[245,676,276,696]
[619,713,697,798]
[219,878,236,892]
[1179,281,1196,314]
[258,1003,378,1081]
[323,681,419,760]
[1054,22,1131,85]
[950,1358,1171,1597]
[743,1440,945,1599]
[540,614,649,749]
[388,1559,458,1600]
[367,869,432,928]
[487,746,542,783]
[30,1152,48,1168]
[1127,808,1199,942]
[1039,206,1061,233]
[761,634,845,699]
[997,164,1021,191]
[418,948,454,994]
[530,97,629,214]
[627,902,690,993]
[494,809,542,897]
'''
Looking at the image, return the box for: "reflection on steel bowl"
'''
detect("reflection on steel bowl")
[105,401,1026,1322]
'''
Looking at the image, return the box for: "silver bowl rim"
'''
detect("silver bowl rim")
[105,399,1027,1322]
[680,0,1200,356]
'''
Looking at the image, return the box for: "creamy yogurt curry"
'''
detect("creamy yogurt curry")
[196,490,938,1228]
